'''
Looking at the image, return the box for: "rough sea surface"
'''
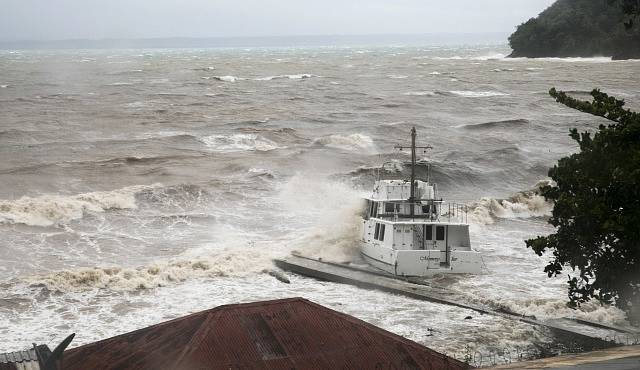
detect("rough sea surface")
[1,44,639,361]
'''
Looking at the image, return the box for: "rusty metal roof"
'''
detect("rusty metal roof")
[63,297,469,369]
[0,345,49,370]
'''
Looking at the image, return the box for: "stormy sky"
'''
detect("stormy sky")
[1,0,556,41]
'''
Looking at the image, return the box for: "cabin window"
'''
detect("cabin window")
[374,223,380,240]
[421,205,430,214]
[385,202,395,213]
[425,225,433,240]
[379,224,386,241]
[436,226,445,241]
[370,202,378,217]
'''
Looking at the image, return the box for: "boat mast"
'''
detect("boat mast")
[410,127,417,216]
[395,127,431,217]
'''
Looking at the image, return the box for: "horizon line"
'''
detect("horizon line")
[1,32,510,44]
[0,33,511,50]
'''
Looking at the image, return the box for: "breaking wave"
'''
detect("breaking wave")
[468,180,553,225]
[313,133,375,152]
[0,185,158,227]
[200,133,282,152]
[29,249,276,292]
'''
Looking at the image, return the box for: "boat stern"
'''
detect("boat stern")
[394,250,441,276]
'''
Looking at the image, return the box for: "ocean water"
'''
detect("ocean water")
[1,44,639,359]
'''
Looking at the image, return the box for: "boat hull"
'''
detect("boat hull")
[361,243,483,277]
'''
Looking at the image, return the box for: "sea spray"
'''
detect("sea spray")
[468,180,554,225]
[275,173,366,263]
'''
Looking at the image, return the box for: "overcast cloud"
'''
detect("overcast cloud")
[1,0,556,41]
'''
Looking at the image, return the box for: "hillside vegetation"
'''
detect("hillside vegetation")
[509,0,640,59]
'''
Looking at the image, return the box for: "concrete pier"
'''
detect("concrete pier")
[274,255,638,348]
[491,345,640,369]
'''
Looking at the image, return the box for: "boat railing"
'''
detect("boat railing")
[375,199,468,223]
[444,202,469,224]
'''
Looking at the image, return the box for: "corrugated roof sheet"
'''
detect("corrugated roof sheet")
[63,297,469,369]
[0,345,49,370]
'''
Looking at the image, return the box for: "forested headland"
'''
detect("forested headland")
[509,0,640,59]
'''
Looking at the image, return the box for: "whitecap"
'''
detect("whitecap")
[314,133,375,152]
[107,82,134,86]
[125,101,146,108]
[471,53,507,61]
[388,74,409,79]
[433,56,463,60]
[428,71,441,75]
[0,84,8,88]
[0,184,158,227]
[211,75,241,82]
[450,91,508,98]
[403,91,436,96]
[467,180,553,225]
[511,56,613,63]
[254,74,315,81]
[200,133,281,152]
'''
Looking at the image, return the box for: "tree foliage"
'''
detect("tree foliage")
[609,0,640,28]
[526,89,640,321]
[509,0,640,59]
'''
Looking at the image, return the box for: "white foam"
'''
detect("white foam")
[507,56,613,63]
[471,53,507,61]
[433,56,464,60]
[107,82,134,86]
[450,90,508,98]
[29,248,275,292]
[125,101,146,108]
[428,71,441,75]
[254,74,315,81]
[0,84,8,88]
[468,181,553,225]
[0,185,157,227]
[388,74,409,79]
[200,133,281,152]
[403,91,436,96]
[212,75,241,82]
[314,133,375,152]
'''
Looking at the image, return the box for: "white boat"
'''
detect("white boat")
[360,127,484,276]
